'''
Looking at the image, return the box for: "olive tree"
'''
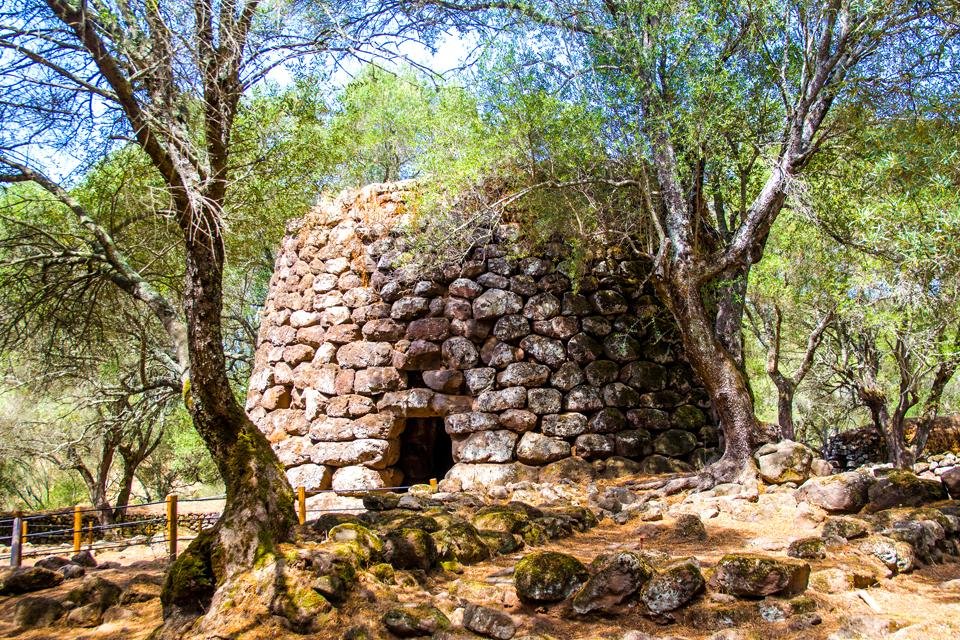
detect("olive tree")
[404,0,958,485]
[0,0,411,632]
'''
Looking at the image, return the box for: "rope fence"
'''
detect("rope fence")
[1,479,438,568]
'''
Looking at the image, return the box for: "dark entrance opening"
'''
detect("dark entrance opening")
[398,417,454,486]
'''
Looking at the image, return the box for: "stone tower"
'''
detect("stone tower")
[247,183,717,494]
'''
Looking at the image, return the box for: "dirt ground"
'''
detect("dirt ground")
[2,489,959,640]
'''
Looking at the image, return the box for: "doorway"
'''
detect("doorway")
[398,417,454,486]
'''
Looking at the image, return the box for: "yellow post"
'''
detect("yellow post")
[429,478,438,493]
[87,521,93,547]
[166,495,178,560]
[297,486,306,525]
[21,519,27,541]
[72,506,82,553]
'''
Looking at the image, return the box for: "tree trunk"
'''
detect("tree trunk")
[861,392,913,468]
[159,215,297,635]
[654,268,760,485]
[776,386,796,441]
[714,268,749,370]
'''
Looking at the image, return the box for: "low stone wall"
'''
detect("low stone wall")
[824,416,960,471]
[247,183,717,491]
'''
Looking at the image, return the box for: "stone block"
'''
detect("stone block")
[442,336,480,369]
[337,341,393,368]
[516,432,571,465]
[497,362,550,387]
[445,412,500,435]
[455,429,518,463]
[464,368,496,394]
[422,369,464,393]
[286,464,332,491]
[475,386,527,412]
[473,288,524,320]
[520,335,566,368]
[406,317,451,341]
[309,438,400,469]
[541,413,589,438]
[353,367,406,394]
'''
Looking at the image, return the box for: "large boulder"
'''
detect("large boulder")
[572,552,654,615]
[514,551,589,604]
[796,471,874,513]
[863,470,948,512]
[0,566,64,595]
[708,554,810,597]
[941,466,960,498]
[754,440,815,484]
[638,558,704,614]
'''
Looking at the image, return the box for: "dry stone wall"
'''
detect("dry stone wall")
[247,183,718,491]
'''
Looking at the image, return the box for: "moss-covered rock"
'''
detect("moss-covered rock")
[327,523,384,564]
[540,505,599,531]
[864,470,948,512]
[387,514,441,533]
[809,567,878,593]
[821,517,870,540]
[533,516,574,540]
[310,513,364,535]
[432,522,491,564]
[674,514,707,541]
[514,551,588,604]
[368,562,396,583]
[754,440,815,485]
[0,566,64,596]
[518,521,550,546]
[362,491,402,511]
[478,529,524,555]
[638,557,704,614]
[382,605,450,637]
[383,527,438,570]
[13,596,64,628]
[708,554,810,597]
[472,507,530,534]
[787,537,827,560]
[572,551,654,615]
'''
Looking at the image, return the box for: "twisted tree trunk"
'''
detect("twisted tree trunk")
[654,266,759,486]
[159,215,296,635]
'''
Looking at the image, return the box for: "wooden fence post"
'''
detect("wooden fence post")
[9,512,22,568]
[297,486,306,525]
[73,506,82,553]
[166,494,178,561]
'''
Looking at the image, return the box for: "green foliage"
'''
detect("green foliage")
[136,407,220,501]
[747,113,960,443]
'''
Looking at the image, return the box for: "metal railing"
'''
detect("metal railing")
[1,479,438,568]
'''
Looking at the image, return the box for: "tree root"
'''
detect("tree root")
[626,456,761,500]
